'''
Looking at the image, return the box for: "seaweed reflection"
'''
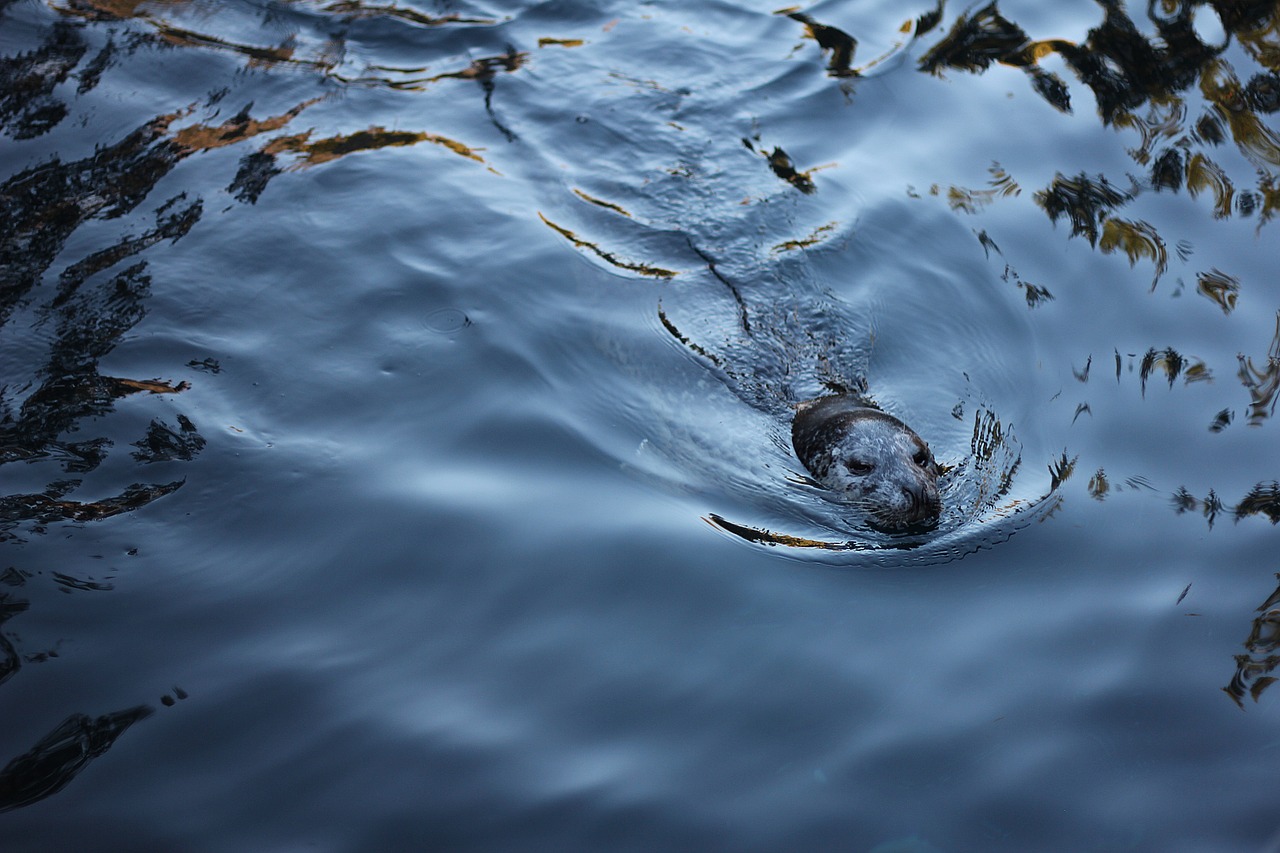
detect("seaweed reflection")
[1238,311,1280,425]
[780,3,946,79]
[1065,313,1280,453]
[743,137,819,194]
[1224,574,1280,708]
[0,85,248,535]
[1068,313,1280,529]
[0,563,188,813]
[0,706,154,813]
[318,1,500,28]
[1,10,499,541]
[784,11,858,78]
[904,1,1280,303]
[0,21,88,139]
[0,1,513,814]
[43,0,525,125]
[1173,480,1280,527]
[0,108,203,537]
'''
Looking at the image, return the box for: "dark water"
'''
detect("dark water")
[3,0,1280,849]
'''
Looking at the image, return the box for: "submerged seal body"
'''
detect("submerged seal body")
[792,395,942,532]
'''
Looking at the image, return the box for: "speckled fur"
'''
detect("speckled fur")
[792,395,941,531]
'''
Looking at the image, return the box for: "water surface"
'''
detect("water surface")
[3,0,1280,849]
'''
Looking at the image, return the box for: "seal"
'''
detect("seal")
[792,395,942,531]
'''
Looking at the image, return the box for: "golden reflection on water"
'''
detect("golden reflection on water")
[538,214,678,279]
[2,5,506,539]
[1,82,480,530]
[1224,573,1280,708]
[265,127,488,167]
[916,1,1280,325]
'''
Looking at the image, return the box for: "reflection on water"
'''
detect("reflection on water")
[0,564,180,813]
[1078,311,1280,526]
[0,20,87,139]
[786,3,947,79]
[1224,573,1280,707]
[1238,310,1280,424]
[0,705,153,814]
[0,107,199,531]
[2,0,1280,844]
[925,1,1280,305]
[0,5,495,544]
[0,569,26,688]
[2,0,529,812]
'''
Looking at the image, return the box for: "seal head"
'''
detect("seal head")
[792,395,942,532]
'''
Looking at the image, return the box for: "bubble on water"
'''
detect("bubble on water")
[424,308,471,333]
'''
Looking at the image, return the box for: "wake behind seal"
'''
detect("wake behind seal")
[792,395,942,532]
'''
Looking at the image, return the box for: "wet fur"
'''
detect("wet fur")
[792,395,942,531]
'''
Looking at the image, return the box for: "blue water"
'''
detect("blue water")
[3,0,1280,849]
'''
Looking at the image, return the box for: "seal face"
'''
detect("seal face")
[792,395,942,532]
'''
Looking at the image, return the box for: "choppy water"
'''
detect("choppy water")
[3,0,1280,849]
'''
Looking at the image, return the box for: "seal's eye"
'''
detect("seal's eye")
[846,458,874,475]
[913,449,932,468]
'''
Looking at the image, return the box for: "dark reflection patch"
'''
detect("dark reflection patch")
[0,706,154,814]
[1224,573,1280,708]
[1139,348,1187,394]
[1196,268,1240,314]
[920,2,1038,75]
[0,22,86,139]
[0,481,185,528]
[1238,312,1280,426]
[784,11,858,78]
[1035,173,1132,248]
[323,1,500,28]
[51,572,114,593]
[132,415,206,464]
[743,137,821,194]
[1235,482,1280,524]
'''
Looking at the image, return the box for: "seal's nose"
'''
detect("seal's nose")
[903,479,942,525]
[869,481,941,533]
